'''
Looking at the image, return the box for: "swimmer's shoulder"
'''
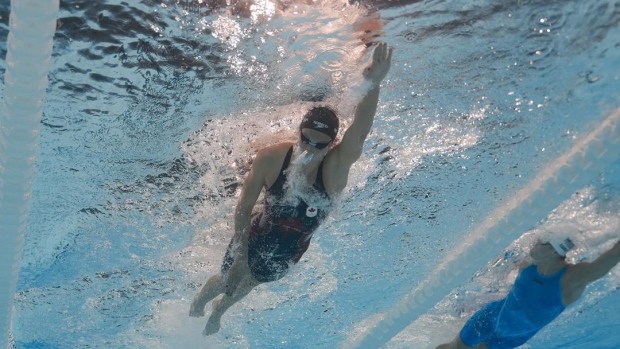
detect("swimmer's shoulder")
[256,142,294,162]
[254,142,294,177]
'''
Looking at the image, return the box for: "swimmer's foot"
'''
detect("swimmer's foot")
[203,299,222,336]
[189,295,206,317]
[203,316,221,336]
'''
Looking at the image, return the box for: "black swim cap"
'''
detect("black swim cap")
[299,107,339,140]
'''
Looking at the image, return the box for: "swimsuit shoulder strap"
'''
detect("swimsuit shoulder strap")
[315,161,327,194]
[282,146,293,170]
[267,146,293,196]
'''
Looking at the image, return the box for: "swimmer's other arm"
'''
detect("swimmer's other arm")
[225,149,272,291]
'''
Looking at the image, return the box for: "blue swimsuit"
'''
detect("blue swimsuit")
[460,265,567,349]
[222,147,331,282]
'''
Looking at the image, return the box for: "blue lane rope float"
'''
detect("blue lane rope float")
[341,106,620,349]
[0,1,59,348]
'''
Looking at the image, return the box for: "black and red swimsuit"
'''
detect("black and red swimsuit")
[222,147,331,282]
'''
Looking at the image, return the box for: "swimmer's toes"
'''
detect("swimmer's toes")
[189,300,206,317]
[189,308,205,317]
[203,318,221,336]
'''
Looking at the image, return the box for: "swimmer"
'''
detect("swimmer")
[436,235,620,349]
[189,42,393,335]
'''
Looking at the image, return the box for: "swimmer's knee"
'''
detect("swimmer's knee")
[229,276,259,297]
[240,275,261,291]
[248,275,262,287]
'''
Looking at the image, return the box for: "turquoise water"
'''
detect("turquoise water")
[1,0,619,348]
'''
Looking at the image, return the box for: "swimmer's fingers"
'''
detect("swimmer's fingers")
[386,45,394,63]
[362,42,392,83]
[377,42,393,63]
[373,42,386,62]
[372,42,381,62]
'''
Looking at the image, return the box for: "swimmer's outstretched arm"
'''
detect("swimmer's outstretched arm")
[341,42,393,163]
[582,237,620,281]
[563,237,620,305]
[324,42,393,194]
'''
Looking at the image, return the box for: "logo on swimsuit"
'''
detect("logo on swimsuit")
[306,206,318,218]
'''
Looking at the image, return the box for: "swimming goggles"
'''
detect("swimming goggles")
[300,133,331,149]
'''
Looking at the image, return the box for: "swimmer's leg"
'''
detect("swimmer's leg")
[190,273,225,317]
[203,276,260,336]
[438,299,502,349]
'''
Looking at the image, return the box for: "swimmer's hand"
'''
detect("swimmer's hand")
[363,42,393,85]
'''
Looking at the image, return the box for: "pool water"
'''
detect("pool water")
[1,0,619,348]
